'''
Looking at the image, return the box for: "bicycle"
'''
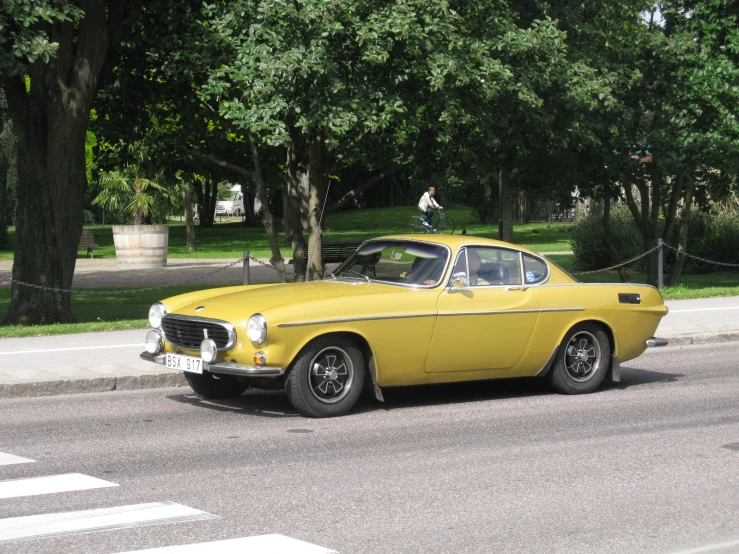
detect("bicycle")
[408,209,455,234]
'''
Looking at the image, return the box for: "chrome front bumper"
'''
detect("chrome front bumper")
[646,337,669,347]
[140,352,285,377]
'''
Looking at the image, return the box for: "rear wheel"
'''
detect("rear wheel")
[408,216,425,234]
[548,323,611,394]
[286,336,365,417]
[185,371,250,399]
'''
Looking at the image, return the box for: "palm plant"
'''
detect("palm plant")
[93,147,166,225]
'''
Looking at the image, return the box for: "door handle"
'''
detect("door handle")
[505,286,527,291]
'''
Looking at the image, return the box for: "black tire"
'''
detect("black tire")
[286,336,366,417]
[408,216,424,234]
[548,323,611,394]
[185,371,250,399]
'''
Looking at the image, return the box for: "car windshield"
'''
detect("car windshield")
[333,240,449,287]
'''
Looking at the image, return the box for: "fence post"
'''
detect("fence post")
[243,250,250,285]
[657,239,664,290]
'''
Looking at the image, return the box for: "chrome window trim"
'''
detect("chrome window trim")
[162,314,237,351]
[536,283,660,290]
[334,238,452,290]
[447,244,526,288]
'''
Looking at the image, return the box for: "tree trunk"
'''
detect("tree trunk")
[501,170,515,243]
[667,175,695,286]
[305,133,328,280]
[1,0,121,324]
[0,92,16,248]
[183,186,196,251]
[248,132,287,282]
[194,178,217,227]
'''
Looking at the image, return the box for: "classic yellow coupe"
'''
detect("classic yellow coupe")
[141,235,668,417]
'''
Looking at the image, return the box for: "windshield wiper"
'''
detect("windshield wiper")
[341,269,370,282]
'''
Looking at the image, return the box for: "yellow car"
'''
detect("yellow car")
[140,235,668,417]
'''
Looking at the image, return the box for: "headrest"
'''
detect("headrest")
[478,262,510,284]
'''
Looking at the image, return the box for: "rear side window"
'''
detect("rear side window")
[523,254,549,285]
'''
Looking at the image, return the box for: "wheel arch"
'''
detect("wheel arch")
[538,318,617,378]
[286,330,376,378]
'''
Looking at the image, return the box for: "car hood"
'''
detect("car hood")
[171,280,402,317]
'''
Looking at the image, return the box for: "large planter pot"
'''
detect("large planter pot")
[112,224,169,268]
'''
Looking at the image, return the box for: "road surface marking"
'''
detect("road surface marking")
[0,344,141,356]
[0,502,215,545]
[115,534,338,553]
[669,538,739,553]
[0,473,118,499]
[0,452,35,466]
[668,307,739,313]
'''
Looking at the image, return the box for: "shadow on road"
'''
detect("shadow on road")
[165,366,684,417]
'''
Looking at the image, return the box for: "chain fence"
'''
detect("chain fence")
[1,241,737,295]
[0,256,272,296]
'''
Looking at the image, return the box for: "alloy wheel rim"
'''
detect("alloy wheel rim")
[309,347,354,404]
[564,331,601,383]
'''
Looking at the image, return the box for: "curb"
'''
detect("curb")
[0,372,187,400]
[1,333,738,401]
[660,332,739,347]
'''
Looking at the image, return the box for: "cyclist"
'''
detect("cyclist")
[418,187,443,228]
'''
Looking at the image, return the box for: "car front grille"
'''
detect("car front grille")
[161,315,235,351]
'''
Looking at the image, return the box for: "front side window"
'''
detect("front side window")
[335,241,449,287]
[466,247,522,287]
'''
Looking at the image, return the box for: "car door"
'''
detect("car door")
[425,246,540,373]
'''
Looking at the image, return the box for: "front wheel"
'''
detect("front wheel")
[548,323,611,394]
[286,336,366,417]
[185,371,250,399]
[436,216,455,234]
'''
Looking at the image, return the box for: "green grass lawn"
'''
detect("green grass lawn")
[0,205,573,260]
[546,254,739,300]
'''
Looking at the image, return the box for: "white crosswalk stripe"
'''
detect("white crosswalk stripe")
[114,534,338,554]
[0,502,216,545]
[0,452,35,466]
[0,472,118,499]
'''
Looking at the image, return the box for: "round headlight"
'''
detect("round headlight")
[200,338,217,363]
[144,330,163,354]
[246,313,268,344]
[148,302,167,328]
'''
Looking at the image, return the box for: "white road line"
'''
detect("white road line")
[669,307,739,313]
[669,538,739,553]
[0,452,35,466]
[0,473,118,499]
[0,502,216,545]
[115,534,338,554]
[0,344,141,356]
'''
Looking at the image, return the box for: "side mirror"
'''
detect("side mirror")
[449,272,468,291]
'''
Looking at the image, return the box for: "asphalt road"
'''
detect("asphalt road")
[1,342,738,554]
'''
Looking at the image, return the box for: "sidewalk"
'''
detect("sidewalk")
[1,258,738,399]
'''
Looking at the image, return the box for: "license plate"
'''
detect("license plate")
[165,353,203,374]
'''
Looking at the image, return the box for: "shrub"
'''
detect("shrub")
[680,210,739,273]
[83,209,95,226]
[571,206,642,271]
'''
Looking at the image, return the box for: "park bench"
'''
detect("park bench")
[302,240,364,265]
[78,229,100,258]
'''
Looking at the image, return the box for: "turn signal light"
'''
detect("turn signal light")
[253,352,266,367]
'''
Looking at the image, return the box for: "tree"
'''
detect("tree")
[1,0,128,324]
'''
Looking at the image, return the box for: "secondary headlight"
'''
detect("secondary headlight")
[200,338,217,363]
[148,302,167,328]
[144,330,163,354]
[246,313,268,344]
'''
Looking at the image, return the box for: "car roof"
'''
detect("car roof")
[375,234,546,258]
